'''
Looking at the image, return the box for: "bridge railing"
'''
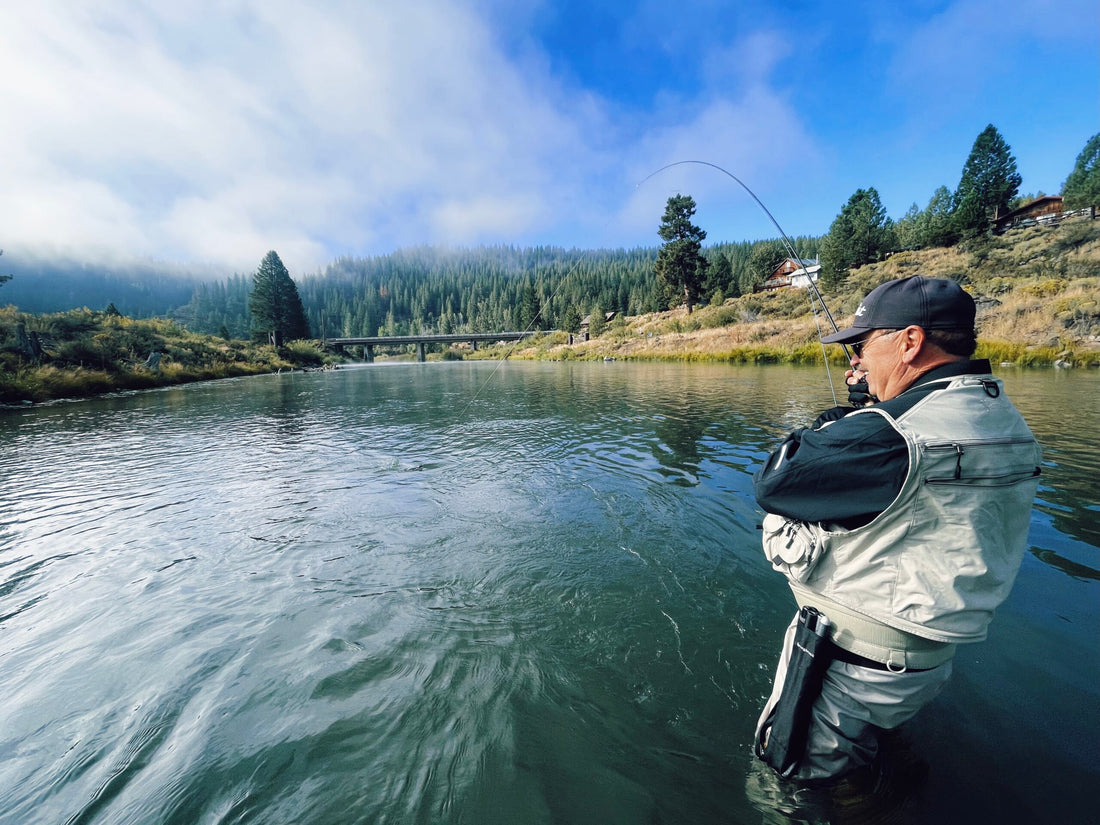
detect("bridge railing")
[324,331,547,362]
[325,332,538,347]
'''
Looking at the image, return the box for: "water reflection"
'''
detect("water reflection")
[745,749,928,825]
[1030,547,1100,581]
[0,361,1096,824]
[652,409,708,483]
[999,369,1100,553]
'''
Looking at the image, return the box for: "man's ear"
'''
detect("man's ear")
[899,325,925,365]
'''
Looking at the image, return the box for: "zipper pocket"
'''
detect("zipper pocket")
[923,438,1040,484]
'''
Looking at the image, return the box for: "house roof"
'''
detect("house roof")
[996,195,1064,223]
[579,311,617,325]
[768,258,820,280]
[771,257,818,273]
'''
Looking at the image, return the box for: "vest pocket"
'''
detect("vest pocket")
[762,513,826,583]
[922,438,1041,486]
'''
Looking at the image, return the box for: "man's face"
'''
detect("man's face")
[850,329,904,400]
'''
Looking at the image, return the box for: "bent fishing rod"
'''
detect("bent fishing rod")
[466,159,855,413]
[638,161,849,358]
[638,159,858,407]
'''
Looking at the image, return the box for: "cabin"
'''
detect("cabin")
[993,195,1064,233]
[572,310,617,343]
[760,258,821,291]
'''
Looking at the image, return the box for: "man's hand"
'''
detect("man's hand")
[845,369,876,406]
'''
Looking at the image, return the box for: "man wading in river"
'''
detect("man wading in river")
[751,275,1041,782]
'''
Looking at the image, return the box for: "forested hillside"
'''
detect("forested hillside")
[170,238,820,339]
[4,127,1095,343]
[1,235,817,340]
[2,257,210,318]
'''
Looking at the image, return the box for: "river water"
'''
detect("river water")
[1,362,1096,824]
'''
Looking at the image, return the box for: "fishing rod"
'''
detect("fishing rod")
[466,159,856,413]
[638,160,854,404]
[638,161,850,354]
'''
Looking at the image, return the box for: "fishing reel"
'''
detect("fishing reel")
[846,374,877,406]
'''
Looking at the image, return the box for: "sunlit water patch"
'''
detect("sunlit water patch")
[1,362,1096,824]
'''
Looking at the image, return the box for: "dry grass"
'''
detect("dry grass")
[500,217,1100,367]
[0,307,334,404]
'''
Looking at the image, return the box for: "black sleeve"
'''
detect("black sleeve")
[752,410,909,526]
[810,405,857,429]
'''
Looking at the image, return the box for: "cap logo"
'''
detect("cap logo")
[855,303,867,317]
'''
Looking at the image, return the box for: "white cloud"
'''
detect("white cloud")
[0,0,826,271]
[0,0,595,272]
[613,28,823,244]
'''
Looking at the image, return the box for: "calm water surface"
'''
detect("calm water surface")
[1,362,1096,824]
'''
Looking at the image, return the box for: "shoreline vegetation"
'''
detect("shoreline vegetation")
[0,312,333,406]
[3,221,1099,405]
[499,220,1100,369]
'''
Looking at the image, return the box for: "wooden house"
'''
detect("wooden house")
[573,310,617,342]
[760,258,821,291]
[994,196,1064,233]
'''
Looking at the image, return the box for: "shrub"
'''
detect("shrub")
[1019,279,1068,298]
[281,339,325,366]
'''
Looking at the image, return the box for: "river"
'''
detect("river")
[1,362,1096,824]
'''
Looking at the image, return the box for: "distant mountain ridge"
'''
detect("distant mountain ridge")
[1,256,220,318]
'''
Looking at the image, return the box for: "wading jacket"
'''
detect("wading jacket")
[754,360,1042,650]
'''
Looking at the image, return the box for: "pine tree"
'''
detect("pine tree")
[953,125,1022,238]
[706,252,734,302]
[249,250,311,345]
[747,239,786,289]
[920,186,959,248]
[588,301,607,337]
[819,188,894,288]
[519,284,542,330]
[1062,133,1100,209]
[655,194,707,313]
[560,304,582,334]
[894,203,922,250]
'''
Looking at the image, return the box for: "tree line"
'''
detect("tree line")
[176,236,826,343]
[219,126,1090,341]
[815,126,1100,289]
[6,127,1097,344]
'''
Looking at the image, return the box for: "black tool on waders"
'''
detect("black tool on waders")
[755,605,834,778]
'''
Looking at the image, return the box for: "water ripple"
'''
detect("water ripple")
[0,363,1096,824]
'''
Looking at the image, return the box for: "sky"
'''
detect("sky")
[1,0,1097,276]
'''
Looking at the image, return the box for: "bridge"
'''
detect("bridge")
[325,332,540,362]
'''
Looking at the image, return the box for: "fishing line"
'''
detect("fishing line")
[638,160,850,405]
[806,291,838,405]
[459,158,853,415]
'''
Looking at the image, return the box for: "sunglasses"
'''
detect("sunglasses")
[850,329,902,358]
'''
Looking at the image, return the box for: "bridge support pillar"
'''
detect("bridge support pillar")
[364,344,374,363]
[416,342,426,362]
[470,340,478,351]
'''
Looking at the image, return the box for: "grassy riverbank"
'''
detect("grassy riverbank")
[0,308,333,405]
[4,218,1099,404]
[492,219,1100,368]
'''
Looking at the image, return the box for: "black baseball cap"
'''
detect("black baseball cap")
[821,276,976,345]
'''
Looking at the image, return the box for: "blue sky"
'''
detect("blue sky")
[1,0,1096,275]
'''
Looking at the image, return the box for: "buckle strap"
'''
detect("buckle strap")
[790,585,957,672]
